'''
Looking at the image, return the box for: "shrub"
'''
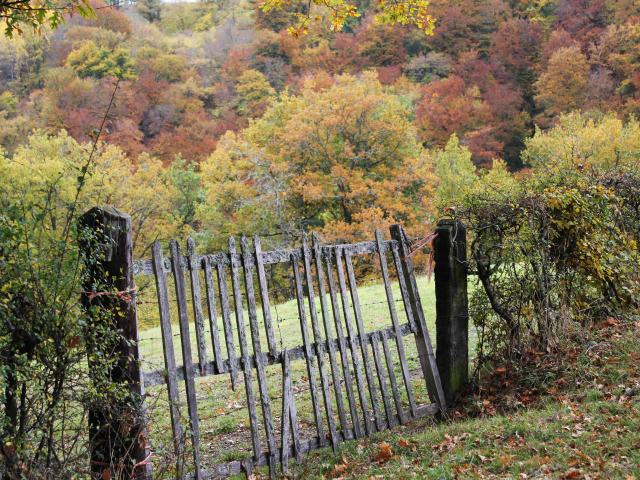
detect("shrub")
[447,113,640,363]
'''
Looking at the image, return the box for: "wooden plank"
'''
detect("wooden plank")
[302,233,338,451]
[228,237,261,466]
[343,251,383,432]
[151,241,185,477]
[371,332,394,429]
[380,332,407,425]
[216,263,238,389]
[132,240,399,277]
[187,238,209,376]
[291,254,326,444]
[376,230,417,419]
[390,225,447,414]
[202,256,225,374]
[311,233,348,435]
[280,349,302,473]
[169,240,202,479]
[324,251,362,438]
[390,243,417,334]
[334,247,373,436]
[253,235,278,358]
[241,237,277,479]
[142,322,415,388]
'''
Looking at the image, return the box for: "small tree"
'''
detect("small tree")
[137,0,161,23]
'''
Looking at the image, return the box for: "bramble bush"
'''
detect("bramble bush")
[440,112,640,364]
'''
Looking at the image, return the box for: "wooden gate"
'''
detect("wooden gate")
[130,225,446,478]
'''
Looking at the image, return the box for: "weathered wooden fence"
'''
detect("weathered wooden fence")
[80,207,468,480]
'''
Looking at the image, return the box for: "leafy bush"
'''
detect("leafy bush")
[446,113,640,363]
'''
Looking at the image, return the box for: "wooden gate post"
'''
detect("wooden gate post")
[434,219,469,404]
[79,207,151,479]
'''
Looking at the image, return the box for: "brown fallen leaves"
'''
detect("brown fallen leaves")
[327,455,349,478]
[374,442,393,464]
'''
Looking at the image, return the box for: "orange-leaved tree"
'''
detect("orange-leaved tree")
[198,72,436,249]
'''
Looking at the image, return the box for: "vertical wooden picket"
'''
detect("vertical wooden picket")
[170,240,203,479]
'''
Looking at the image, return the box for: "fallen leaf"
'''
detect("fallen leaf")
[499,454,513,467]
[375,442,393,463]
[605,317,619,327]
[398,438,410,448]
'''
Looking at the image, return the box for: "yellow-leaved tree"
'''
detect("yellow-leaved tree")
[0,130,187,256]
[198,72,437,249]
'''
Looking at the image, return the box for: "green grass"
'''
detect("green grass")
[286,322,640,479]
[137,273,477,474]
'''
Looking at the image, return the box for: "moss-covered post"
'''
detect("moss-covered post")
[434,219,469,405]
[80,207,151,479]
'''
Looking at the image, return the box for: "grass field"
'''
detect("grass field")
[137,271,477,476]
[287,320,640,479]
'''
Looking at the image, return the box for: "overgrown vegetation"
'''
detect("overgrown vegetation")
[447,113,640,363]
[1,0,640,477]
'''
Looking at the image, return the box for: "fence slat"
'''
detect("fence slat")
[376,230,416,419]
[390,243,417,334]
[241,237,277,478]
[380,332,407,425]
[228,237,261,466]
[187,238,209,375]
[390,225,447,414]
[151,241,184,477]
[312,233,348,436]
[334,247,373,436]
[344,251,383,432]
[216,263,238,389]
[325,251,362,438]
[280,349,302,473]
[302,234,338,450]
[371,333,394,428]
[203,257,225,374]
[291,254,326,444]
[169,240,202,479]
[253,236,278,358]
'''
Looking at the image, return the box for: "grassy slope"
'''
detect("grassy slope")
[286,321,640,479]
[138,275,479,470]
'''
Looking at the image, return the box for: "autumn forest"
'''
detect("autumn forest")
[1,0,640,478]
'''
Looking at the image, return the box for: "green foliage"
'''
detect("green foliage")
[167,155,205,229]
[235,69,275,117]
[431,134,477,208]
[137,0,161,23]
[523,112,640,174]
[0,135,126,477]
[446,114,640,363]
[66,40,136,80]
[0,90,16,116]
[0,0,93,37]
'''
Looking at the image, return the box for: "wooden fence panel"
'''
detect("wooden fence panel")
[133,226,452,479]
[241,237,277,478]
